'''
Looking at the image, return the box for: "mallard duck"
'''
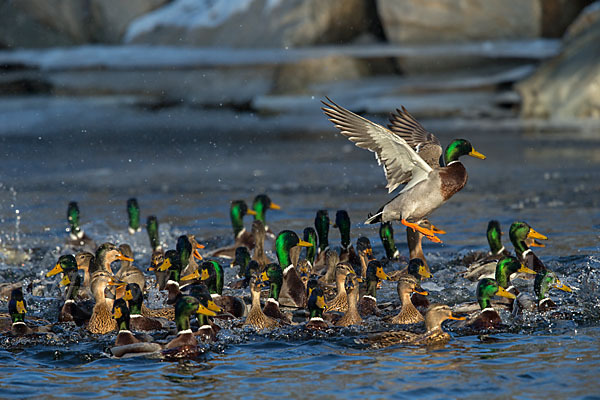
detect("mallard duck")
[211,200,257,258]
[244,276,279,330]
[229,246,252,289]
[318,249,339,285]
[75,251,94,289]
[109,298,162,358]
[516,269,572,313]
[495,256,536,297]
[355,237,373,278]
[462,278,516,331]
[92,243,133,274]
[305,287,329,330]
[405,258,433,310]
[358,260,390,317]
[510,221,548,272]
[334,210,355,263]
[157,249,183,305]
[274,230,313,308]
[50,255,92,325]
[322,98,486,243]
[364,304,464,347]
[251,220,272,268]
[379,222,400,260]
[303,227,318,267]
[146,215,167,289]
[252,194,281,238]
[326,262,356,313]
[178,235,204,277]
[335,273,363,327]
[66,201,96,251]
[313,210,330,270]
[388,274,427,324]
[405,219,439,268]
[462,220,516,280]
[123,283,166,331]
[7,288,52,336]
[260,263,291,324]
[115,244,146,292]
[163,294,217,354]
[182,261,245,318]
[126,198,142,234]
[186,284,223,341]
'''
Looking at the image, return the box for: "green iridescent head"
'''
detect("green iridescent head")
[126,198,141,234]
[67,201,82,238]
[8,288,27,324]
[379,222,398,259]
[314,210,330,252]
[174,295,200,332]
[476,278,516,310]
[47,254,78,278]
[233,246,251,278]
[230,200,256,237]
[407,258,433,281]
[160,249,183,282]
[444,139,486,164]
[261,263,283,300]
[534,270,572,302]
[509,221,548,254]
[112,298,130,331]
[486,220,503,254]
[146,216,160,251]
[275,230,313,268]
[303,227,318,265]
[335,210,351,249]
[495,256,535,288]
[307,287,326,319]
[176,235,192,269]
[252,194,280,223]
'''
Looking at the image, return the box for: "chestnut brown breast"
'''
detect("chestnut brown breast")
[439,163,468,201]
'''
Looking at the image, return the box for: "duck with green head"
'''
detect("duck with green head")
[532,270,572,312]
[126,198,141,234]
[244,276,280,330]
[275,230,313,308]
[146,216,167,289]
[157,249,183,305]
[187,284,223,341]
[510,221,548,273]
[229,246,252,289]
[495,256,536,299]
[323,99,486,243]
[252,194,281,237]
[66,201,96,251]
[358,260,390,317]
[8,288,51,336]
[177,235,204,277]
[211,200,257,258]
[305,287,329,330]
[123,283,166,331]
[313,210,330,270]
[379,222,400,260]
[335,210,356,263]
[464,278,516,331]
[260,263,291,324]
[355,237,374,278]
[335,273,363,327]
[163,294,217,354]
[50,255,92,325]
[110,298,162,358]
[303,227,318,267]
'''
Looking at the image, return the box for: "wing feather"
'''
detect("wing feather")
[322,98,432,194]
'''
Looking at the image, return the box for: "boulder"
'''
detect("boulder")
[124,0,370,47]
[517,2,600,119]
[377,0,541,44]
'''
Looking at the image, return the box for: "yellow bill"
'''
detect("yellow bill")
[116,253,134,262]
[468,148,486,159]
[518,264,536,274]
[46,263,63,278]
[60,275,71,287]
[197,303,217,317]
[16,300,27,314]
[157,258,172,272]
[112,306,122,319]
[246,209,257,216]
[496,286,517,299]
[527,228,548,241]
[123,290,133,301]
[555,280,572,293]
[448,314,466,321]
[207,300,222,313]
[297,239,313,247]
[181,270,200,282]
[419,265,433,279]
[269,202,281,210]
[376,267,390,281]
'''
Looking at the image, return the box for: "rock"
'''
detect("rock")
[377,0,542,44]
[517,3,600,119]
[124,0,371,47]
[540,0,593,38]
[89,0,169,43]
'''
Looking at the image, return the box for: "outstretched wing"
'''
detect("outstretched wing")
[387,106,443,168]
[322,98,433,194]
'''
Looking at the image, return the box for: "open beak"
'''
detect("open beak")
[60,275,71,287]
[530,240,545,248]
[196,243,205,249]
[554,280,572,293]
[194,249,203,260]
[197,303,217,317]
[517,264,536,275]
[207,300,222,313]
[181,270,200,282]
[297,239,313,247]
[46,263,63,277]
[468,149,486,160]
[246,209,257,216]
[413,288,428,296]
[269,202,281,210]
[527,228,548,241]
[496,286,517,299]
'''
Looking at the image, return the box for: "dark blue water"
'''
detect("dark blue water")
[0,119,599,399]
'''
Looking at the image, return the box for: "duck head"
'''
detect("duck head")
[444,139,486,164]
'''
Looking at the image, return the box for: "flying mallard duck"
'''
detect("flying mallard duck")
[322,98,486,243]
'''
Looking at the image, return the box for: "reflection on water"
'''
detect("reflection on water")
[0,125,599,398]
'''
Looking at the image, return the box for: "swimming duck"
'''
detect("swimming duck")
[178,235,204,278]
[462,278,516,331]
[334,210,356,263]
[251,220,272,268]
[517,269,573,313]
[495,256,536,298]
[229,246,252,289]
[326,263,357,313]
[251,194,281,238]
[462,220,515,280]
[110,298,162,358]
[305,287,329,330]
[157,250,183,305]
[50,255,92,325]
[355,237,374,278]
[186,284,223,341]
[510,221,548,272]
[335,273,363,327]
[379,222,400,260]
[211,200,257,258]
[123,283,166,331]
[66,201,96,251]
[7,288,52,336]
[182,261,245,318]
[274,230,313,308]
[388,274,427,325]
[146,215,167,289]
[404,258,433,311]
[260,263,291,324]
[405,219,438,268]
[364,304,464,347]
[115,244,146,292]
[358,260,390,317]
[244,276,280,330]
[75,251,94,289]
[126,198,142,234]
[318,249,340,285]
[303,227,318,267]
[322,98,486,243]
[313,210,331,270]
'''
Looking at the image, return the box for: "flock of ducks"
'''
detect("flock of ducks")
[2,99,574,359]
